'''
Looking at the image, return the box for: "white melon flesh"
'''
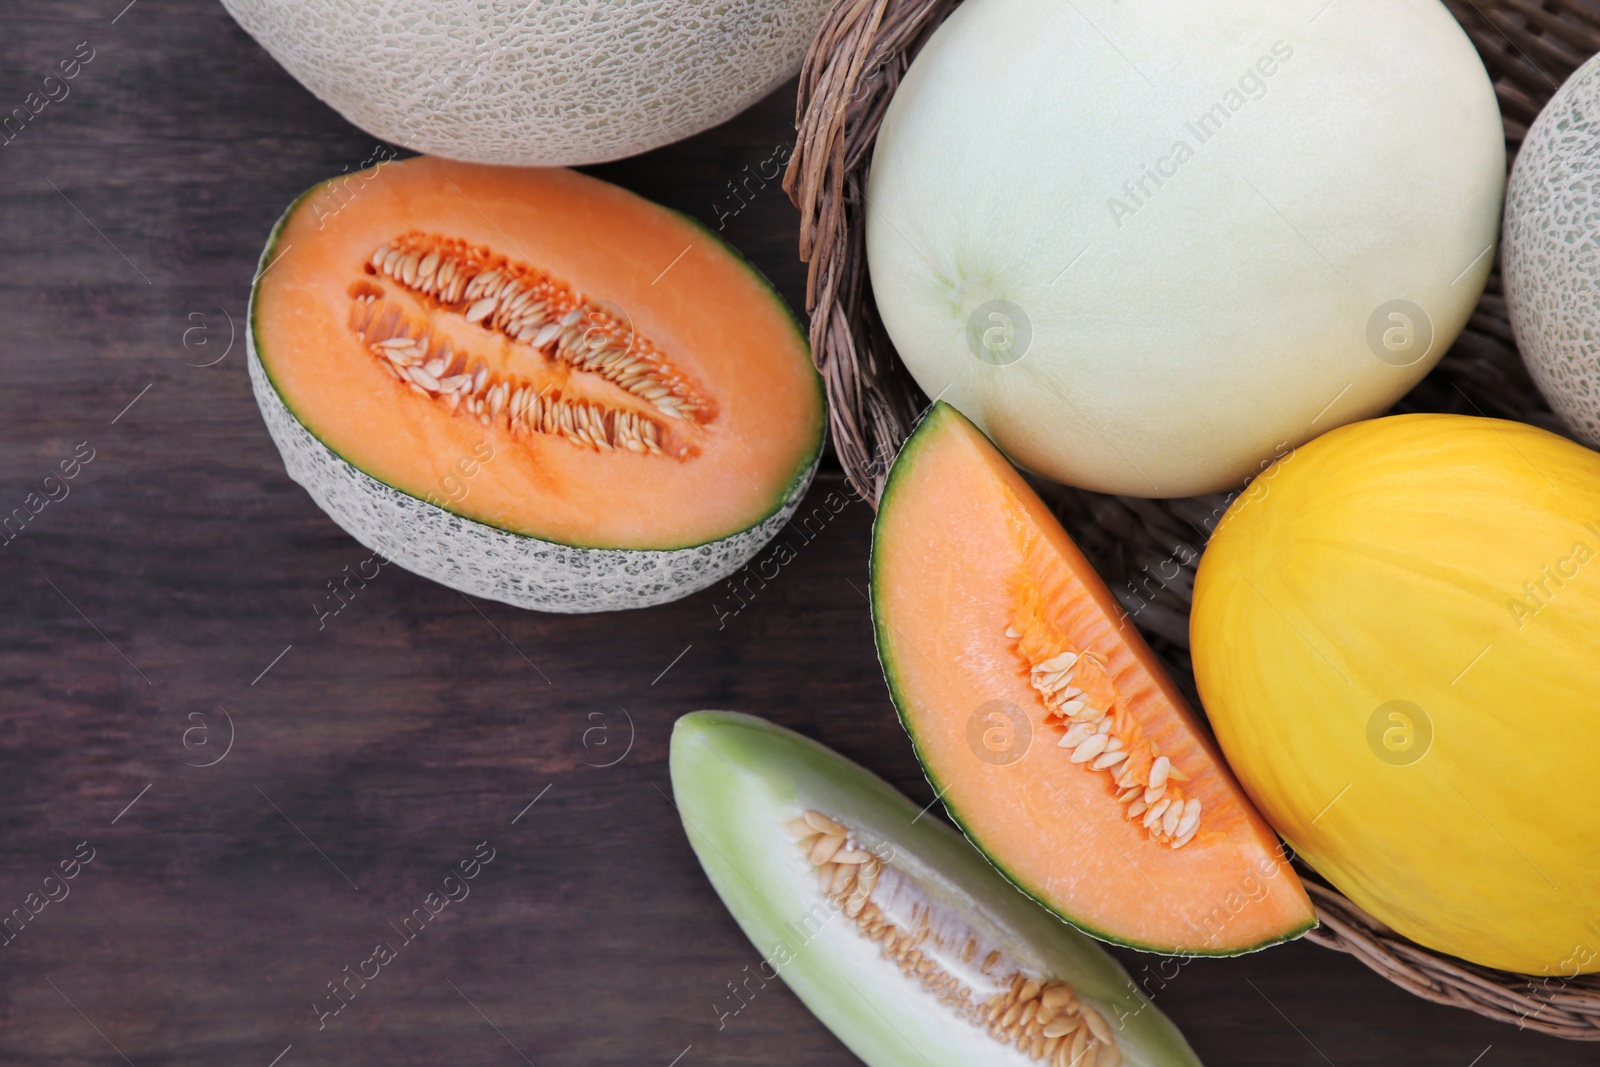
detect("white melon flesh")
[219,0,834,165]
[867,0,1504,497]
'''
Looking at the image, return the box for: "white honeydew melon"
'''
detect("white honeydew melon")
[867,0,1505,497]
[219,0,833,166]
[1503,55,1600,448]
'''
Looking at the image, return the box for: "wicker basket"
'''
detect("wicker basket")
[783,0,1600,1039]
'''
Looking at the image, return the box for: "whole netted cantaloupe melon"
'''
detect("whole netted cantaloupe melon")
[220,0,832,165]
[1192,414,1600,975]
[1504,55,1600,448]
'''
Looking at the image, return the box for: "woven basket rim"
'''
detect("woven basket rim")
[783,0,1600,1040]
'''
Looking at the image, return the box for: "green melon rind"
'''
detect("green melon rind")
[869,403,1314,956]
[245,175,824,613]
[670,710,1205,1067]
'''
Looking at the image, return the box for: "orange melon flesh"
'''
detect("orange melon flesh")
[871,404,1315,954]
[252,156,823,550]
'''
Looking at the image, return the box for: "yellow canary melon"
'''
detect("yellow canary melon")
[1191,413,1600,975]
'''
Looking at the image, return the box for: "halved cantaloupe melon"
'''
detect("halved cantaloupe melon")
[871,404,1314,954]
[248,156,824,612]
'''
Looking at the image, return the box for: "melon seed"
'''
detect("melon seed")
[1148,756,1170,790]
[1070,734,1108,763]
[816,863,836,892]
[1041,985,1077,1010]
[1144,799,1172,829]
[1090,749,1129,771]
[810,833,845,865]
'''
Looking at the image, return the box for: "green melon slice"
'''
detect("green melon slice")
[670,711,1206,1067]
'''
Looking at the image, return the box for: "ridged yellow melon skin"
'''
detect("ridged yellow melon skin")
[1192,413,1600,976]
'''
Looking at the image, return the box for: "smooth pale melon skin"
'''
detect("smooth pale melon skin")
[671,711,1204,1067]
[1191,414,1600,975]
[867,0,1504,497]
[1504,55,1600,449]
[219,0,832,166]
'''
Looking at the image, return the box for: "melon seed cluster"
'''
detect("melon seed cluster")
[349,294,669,454]
[788,811,1121,1067]
[368,233,710,423]
[1018,639,1202,849]
[978,974,1121,1067]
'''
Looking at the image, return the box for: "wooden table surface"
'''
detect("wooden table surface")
[0,2,1587,1065]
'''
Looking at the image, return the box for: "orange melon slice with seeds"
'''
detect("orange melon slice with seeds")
[870,403,1314,954]
[246,156,824,612]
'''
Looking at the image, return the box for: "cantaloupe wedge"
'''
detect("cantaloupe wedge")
[248,156,824,612]
[871,404,1314,954]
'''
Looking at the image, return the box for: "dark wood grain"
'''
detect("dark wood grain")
[0,2,1586,1065]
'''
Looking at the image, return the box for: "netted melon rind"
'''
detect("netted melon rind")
[219,0,833,166]
[247,342,816,614]
[1505,55,1600,449]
